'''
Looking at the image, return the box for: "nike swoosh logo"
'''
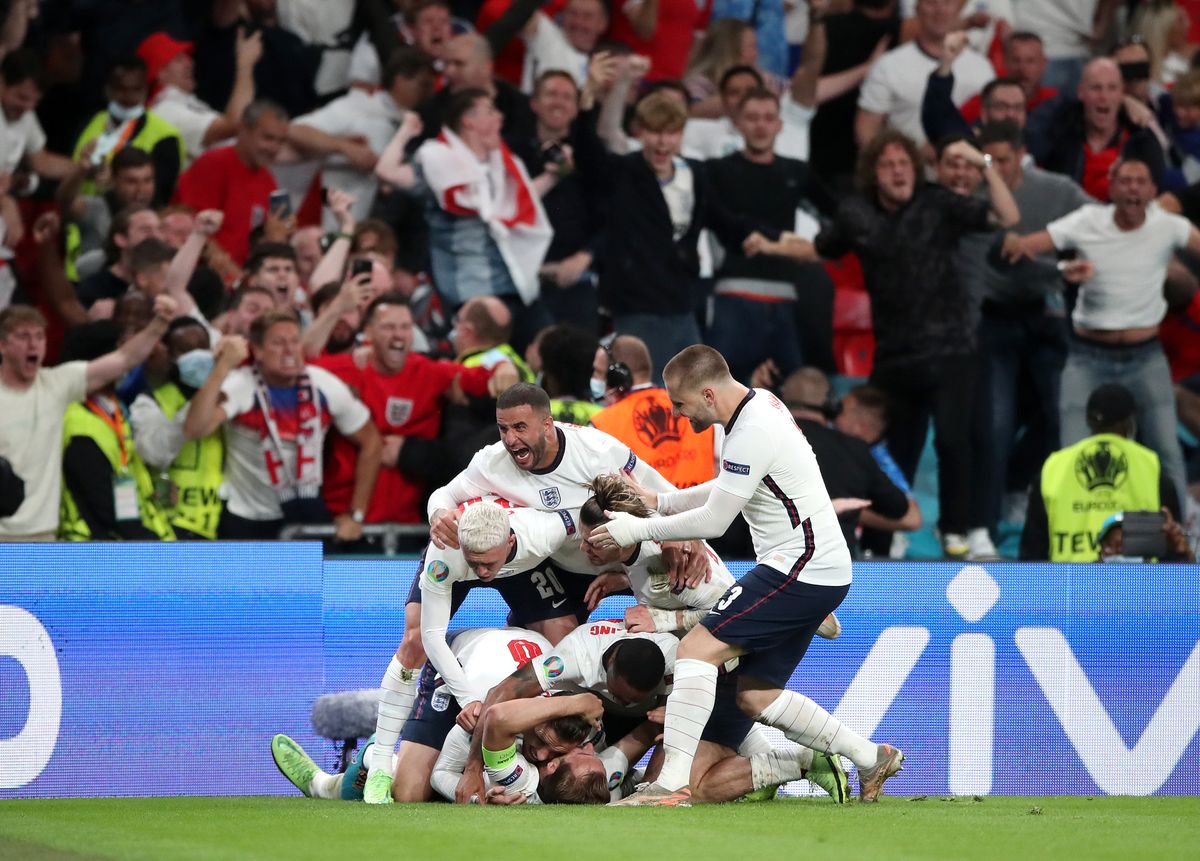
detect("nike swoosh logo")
[551,598,567,609]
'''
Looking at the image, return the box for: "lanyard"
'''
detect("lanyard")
[85,396,128,468]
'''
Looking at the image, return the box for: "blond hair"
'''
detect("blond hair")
[635,91,687,133]
[0,305,47,339]
[580,474,652,526]
[663,345,732,391]
[458,501,511,553]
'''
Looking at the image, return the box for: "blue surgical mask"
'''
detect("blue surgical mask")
[108,101,145,123]
[176,348,215,389]
[590,377,607,402]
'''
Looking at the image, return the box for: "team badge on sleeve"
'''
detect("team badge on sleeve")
[608,770,624,790]
[497,766,523,786]
[557,509,577,536]
[539,486,561,508]
[426,560,450,582]
[623,450,638,473]
[542,656,564,679]
[722,459,750,475]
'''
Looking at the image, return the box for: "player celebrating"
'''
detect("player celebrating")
[590,346,904,806]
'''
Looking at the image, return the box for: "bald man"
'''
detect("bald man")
[417,33,536,146]
[453,296,535,381]
[1038,57,1165,200]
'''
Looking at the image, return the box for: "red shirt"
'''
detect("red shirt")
[608,0,710,81]
[1080,131,1128,202]
[172,145,277,266]
[1161,290,1200,382]
[477,0,567,86]
[315,352,493,523]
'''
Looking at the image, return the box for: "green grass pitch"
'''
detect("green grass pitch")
[2,796,1198,861]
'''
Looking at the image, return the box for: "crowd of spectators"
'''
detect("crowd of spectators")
[1,0,1199,561]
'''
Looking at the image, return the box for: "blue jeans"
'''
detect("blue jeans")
[706,295,804,385]
[972,307,1069,532]
[611,311,702,386]
[1059,335,1187,505]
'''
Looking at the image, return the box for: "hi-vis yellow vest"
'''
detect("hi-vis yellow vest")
[153,383,225,539]
[461,344,534,382]
[71,110,186,195]
[1040,433,1161,562]
[59,400,175,541]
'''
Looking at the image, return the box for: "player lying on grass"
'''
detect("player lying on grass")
[589,346,903,806]
[577,474,841,640]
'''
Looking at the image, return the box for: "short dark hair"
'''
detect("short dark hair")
[496,382,551,416]
[845,384,889,424]
[245,242,297,275]
[981,76,1025,105]
[738,86,780,113]
[363,291,412,326]
[404,0,450,26]
[538,761,609,805]
[353,220,399,258]
[249,308,301,346]
[242,99,289,126]
[534,69,579,97]
[548,712,594,746]
[106,205,155,263]
[934,133,978,161]
[1007,31,1044,48]
[609,638,665,695]
[1113,156,1154,180]
[1,48,44,88]
[856,129,923,198]
[111,147,154,174]
[719,64,763,93]
[129,238,176,274]
[976,120,1023,150]
[108,56,147,82]
[382,45,435,89]
[445,87,491,134]
[538,324,598,400]
[165,315,211,351]
[230,284,275,311]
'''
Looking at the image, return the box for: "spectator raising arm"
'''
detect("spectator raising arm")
[183,334,248,440]
[374,113,424,190]
[202,28,264,149]
[163,209,225,316]
[86,294,178,394]
[301,269,373,359]
[307,189,358,290]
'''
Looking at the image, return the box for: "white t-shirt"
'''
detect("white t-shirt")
[900,0,1014,56]
[858,40,995,146]
[1012,0,1096,60]
[0,362,88,536]
[291,90,408,229]
[215,364,370,520]
[681,98,815,162]
[1046,203,1192,331]
[278,0,356,95]
[522,13,589,93]
[151,86,222,161]
[0,108,47,174]
[532,620,679,715]
[419,506,572,705]
[623,539,735,621]
[427,422,678,572]
[712,389,851,585]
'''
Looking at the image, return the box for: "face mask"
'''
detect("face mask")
[176,349,215,389]
[108,101,145,123]
[590,377,608,402]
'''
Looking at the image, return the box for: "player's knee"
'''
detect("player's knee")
[734,686,778,718]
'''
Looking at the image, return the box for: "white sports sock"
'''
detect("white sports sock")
[370,658,419,774]
[756,690,878,769]
[749,746,813,790]
[309,770,343,800]
[655,659,718,791]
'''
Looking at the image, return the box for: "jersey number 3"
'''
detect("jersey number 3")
[715,585,743,612]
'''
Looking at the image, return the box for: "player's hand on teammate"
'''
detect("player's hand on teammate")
[620,472,658,511]
[831,498,871,515]
[661,540,712,590]
[455,763,486,804]
[574,693,605,729]
[429,507,461,549]
[584,571,630,611]
[624,604,657,633]
[484,786,526,805]
[456,700,483,732]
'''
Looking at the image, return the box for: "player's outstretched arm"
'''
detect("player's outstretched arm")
[482,693,604,751]
[592,485,747,549]
[417,581,474,708]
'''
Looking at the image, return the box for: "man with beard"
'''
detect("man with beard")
[315,293,520,526]
[129,316,226,539]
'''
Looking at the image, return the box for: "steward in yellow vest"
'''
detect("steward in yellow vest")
[1020,383,1180,562]
[150,381,225,539]
[60,392,175,541]
[461,343,534,382]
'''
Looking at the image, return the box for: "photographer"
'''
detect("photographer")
[1096,508,1195,563]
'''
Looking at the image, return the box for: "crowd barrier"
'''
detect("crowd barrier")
[2,543,1197,798]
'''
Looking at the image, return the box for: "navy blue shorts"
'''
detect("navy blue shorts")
[701,563,850,689]
[406,556,589,627]
[700,676,754,750]
[401,655,461,751]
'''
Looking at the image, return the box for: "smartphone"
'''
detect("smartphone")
[350,258,373,278]
[268,189,292,219]
[1120,510,1168,559]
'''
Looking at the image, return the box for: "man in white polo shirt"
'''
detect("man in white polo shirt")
[1010,157,1200,505]
[856,0,993,148]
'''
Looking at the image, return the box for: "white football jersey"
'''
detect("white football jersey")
[419,507,569,705]
[713,389,851,585]
[451,627,553,705]
[427,423,678,572]
[624,540,735,613]
[533,621,679,716]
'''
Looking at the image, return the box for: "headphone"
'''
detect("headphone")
[790,391,842,421]
[602,336,634,397]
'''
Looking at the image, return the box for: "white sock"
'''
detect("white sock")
[309,770,343,800]
[756,691,878,769]
[370,658,419,774]
[749,746,813,790]
[655,659,718,791]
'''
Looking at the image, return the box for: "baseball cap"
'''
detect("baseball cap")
[1086,383,1136,427]
[136,32,193,85]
